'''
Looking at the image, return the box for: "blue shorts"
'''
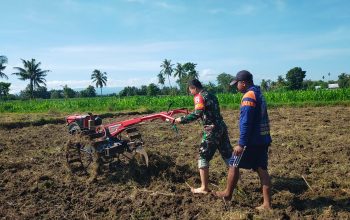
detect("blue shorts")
[229,145,269,171]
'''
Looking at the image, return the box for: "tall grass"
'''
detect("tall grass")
[220,88,350,108]
[1,89,349,113]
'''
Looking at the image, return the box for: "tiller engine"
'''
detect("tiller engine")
[65,109,188,177]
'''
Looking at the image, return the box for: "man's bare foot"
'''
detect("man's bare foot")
[213,191,232,201]
[190,187,210,194]
[255,204,272,211]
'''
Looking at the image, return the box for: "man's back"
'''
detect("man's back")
[198,90,224,126]
[239,85,272,147]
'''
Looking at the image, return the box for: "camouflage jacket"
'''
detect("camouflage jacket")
[180,90,224,126]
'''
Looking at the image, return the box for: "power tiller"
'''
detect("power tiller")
[65,108,188,177]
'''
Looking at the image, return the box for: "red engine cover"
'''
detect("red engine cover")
[66,114,92,128]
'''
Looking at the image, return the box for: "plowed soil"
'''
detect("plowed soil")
[1,107,350,219]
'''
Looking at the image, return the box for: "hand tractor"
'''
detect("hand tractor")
[65,108,188,178]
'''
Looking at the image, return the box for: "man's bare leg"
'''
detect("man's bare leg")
[191,167,210,194]
[215,166,239,200]
[256,167,272,210]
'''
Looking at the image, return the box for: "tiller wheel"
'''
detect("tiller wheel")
[65,125,148,178]
[65,133,100,178]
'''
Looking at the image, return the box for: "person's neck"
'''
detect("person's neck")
[242,85,253,93]
[246,84,254,90]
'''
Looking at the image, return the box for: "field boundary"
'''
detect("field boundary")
[1,88,350,113]
[1,102,350,129]
[0,110,154,129]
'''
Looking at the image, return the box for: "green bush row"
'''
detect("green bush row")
[1,89,349,113]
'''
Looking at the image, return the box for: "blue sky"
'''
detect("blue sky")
[1,0,349,93]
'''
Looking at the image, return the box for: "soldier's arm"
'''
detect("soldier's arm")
[180,109,203,124]
[180,93,205,124]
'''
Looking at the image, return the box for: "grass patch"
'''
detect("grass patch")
[0,89,349,114]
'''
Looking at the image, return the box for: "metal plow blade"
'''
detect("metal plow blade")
[135,146,149,167]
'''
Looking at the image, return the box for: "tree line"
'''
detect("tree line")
[119,60,350,96]
[0,56,108,100]
[1,55,350,100]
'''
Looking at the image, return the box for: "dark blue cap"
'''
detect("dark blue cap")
[230,70,253,86]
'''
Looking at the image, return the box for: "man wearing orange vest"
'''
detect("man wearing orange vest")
[215,70,272,211]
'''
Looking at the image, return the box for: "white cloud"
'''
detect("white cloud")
[233,4,257,15]
[273,0,287,11]
[7,27,350,94]
[199,69,218,83]
[284,48,350,61]
[9,76,159,94]
[46,60,160,72]
[208,8,227,14]
[44,77,158,90]
[107,77,158,87]
[9,82,27,94]
[125,0,182,11]
[42,41,197,73]
[49,41,184,54]
[154,1,182,11]
[0,29,27,35]
[46,80,92,89]
[230,1,286,16]
[125,0,145,3]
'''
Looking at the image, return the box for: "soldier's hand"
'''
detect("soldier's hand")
[174,117,182,124]
[233,145,244,155]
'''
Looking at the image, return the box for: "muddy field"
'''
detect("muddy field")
[1,106,350,219]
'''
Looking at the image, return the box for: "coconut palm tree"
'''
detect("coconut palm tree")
[183,62,198,80]
[91,69,107,96]
[160,59,174,88]
[12,58,50,98]
[0,56,8,79]
[157,73,165,87]
[174,63,186,80]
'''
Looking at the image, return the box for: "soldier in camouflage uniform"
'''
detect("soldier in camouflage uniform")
[175,79,232,194]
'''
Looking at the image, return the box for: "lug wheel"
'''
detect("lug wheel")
[120,126,149,167]
[65,130,101,179]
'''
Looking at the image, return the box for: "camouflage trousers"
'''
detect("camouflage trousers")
[198,123,233,168]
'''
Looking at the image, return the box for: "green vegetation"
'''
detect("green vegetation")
[12,59,50,99]
[158,60,199,95]
[0,55,8,80]
[0,82,11,99]
[91,69,108,96]
[1,89,350,114]
[1,56,350,113]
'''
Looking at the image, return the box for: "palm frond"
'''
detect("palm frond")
[12,58,49,98]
